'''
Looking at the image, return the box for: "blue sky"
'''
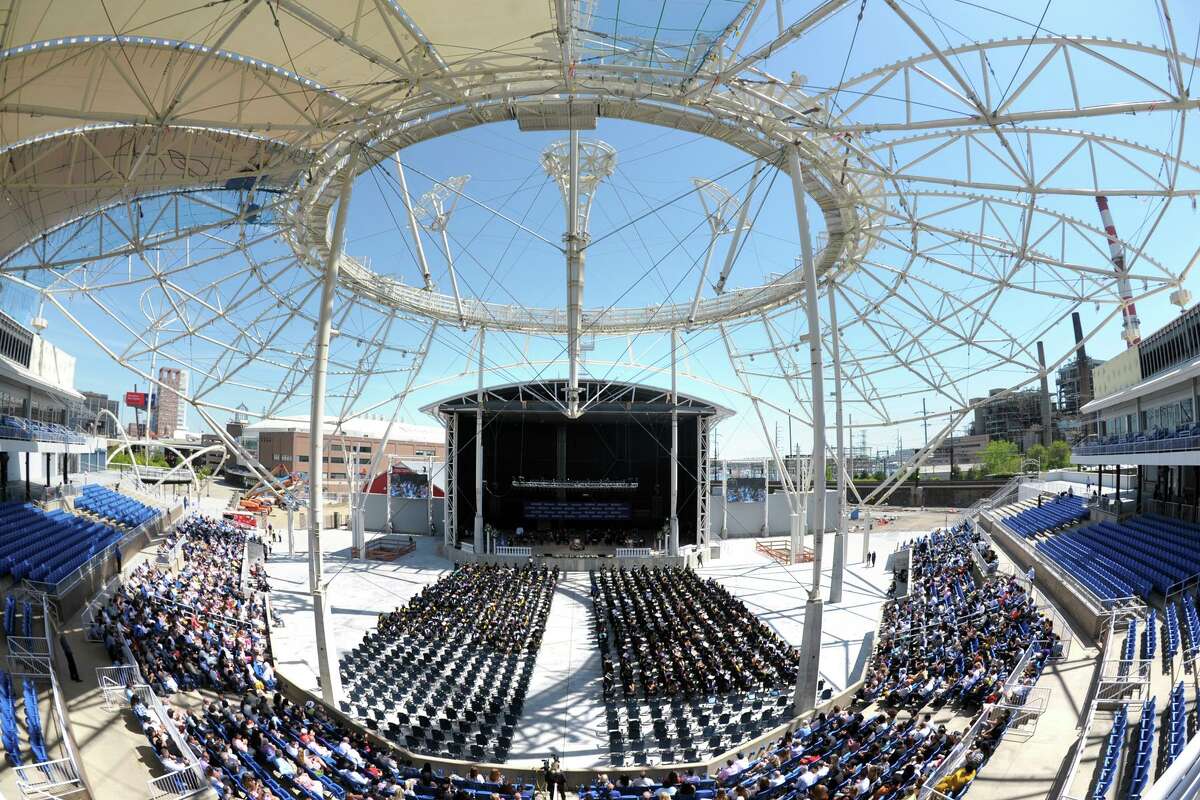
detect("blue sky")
[29,0,1200,459]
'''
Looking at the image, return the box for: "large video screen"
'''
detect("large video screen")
[726,476,767,503]
[389,465,429,499]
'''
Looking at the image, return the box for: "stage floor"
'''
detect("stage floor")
[262,526,918,768]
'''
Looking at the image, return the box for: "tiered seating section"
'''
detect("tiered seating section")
[0,414,85,445]
[1141,609,1157,660]
[1077,425,1200,455]
[592,566,798,764]
[1036,515,1200,600]
[340,564,559,762]
[1127,697,1156,800]
[0,503,121,585]
[860,524,1054,713]
[1002,495,1088,537]
[22,678,48,763]
[0,671,49,766]
[92,515,271,695]
[100,514,472,800]
[1092,706,1126,800]
[0,672,21,765]
[74,484,159,527]
[1164,681,1186,769]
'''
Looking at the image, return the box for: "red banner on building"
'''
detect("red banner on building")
[124,391,148,409]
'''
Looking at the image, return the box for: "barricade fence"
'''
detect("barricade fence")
[13,757,85,799]
[148,762,207,800]
[495,546,532,557]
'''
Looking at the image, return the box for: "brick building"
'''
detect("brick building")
[242,415,443,496]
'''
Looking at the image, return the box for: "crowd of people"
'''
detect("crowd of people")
[580,522,1051,799]
[374,563,558,655]
[858,523,1055,712]
[592,566,798,701]
[89,514,274,696]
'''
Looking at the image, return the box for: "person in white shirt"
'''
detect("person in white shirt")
[799,765,819,788]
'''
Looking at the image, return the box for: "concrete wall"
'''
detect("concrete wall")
[713,489,839,538]
[363,493,444,536]
[1043,469,1134,491]
[1093,345,1142,399]
[840,480,1006,509]
[29,335,76,393]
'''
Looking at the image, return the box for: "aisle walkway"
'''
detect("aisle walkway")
[506,573,608,769]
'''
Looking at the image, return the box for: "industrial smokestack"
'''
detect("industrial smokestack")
[1072,312,1093,408]
[1036,341,1052,447]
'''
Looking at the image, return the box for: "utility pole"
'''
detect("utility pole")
[922,397,929,450]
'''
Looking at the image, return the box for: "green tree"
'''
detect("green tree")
[981,439,1020,475]
[1046,439,1072,469]
[1025,443,1047,469]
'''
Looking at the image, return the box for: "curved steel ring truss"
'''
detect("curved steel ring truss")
[0,2,1196,538]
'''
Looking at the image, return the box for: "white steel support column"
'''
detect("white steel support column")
[287,505,294,557]
[696,417,710,554]
[474,328,486,553]
[385,456,393,536]
[787,143,827,594]
[669,328,680,557]
[307,147,356,707]
[762,458,770,536]
[721,460,729,539]
[393,154,434,290]
[445,413,458,549]
[828,286,847,603]
[566,128,584,418]
[426,456,435,536]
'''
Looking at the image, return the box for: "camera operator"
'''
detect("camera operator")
[543,756,566,800]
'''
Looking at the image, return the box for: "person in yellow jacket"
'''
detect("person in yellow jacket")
[934,766,977,795]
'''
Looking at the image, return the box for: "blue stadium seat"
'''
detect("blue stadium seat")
[1003,496,1088,538]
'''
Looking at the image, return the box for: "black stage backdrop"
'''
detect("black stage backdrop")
[451,411,700,545]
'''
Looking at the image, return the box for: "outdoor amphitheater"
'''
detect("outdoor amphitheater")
[1,2,1200,800]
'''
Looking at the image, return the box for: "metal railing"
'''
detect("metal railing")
[7,635,52,676]
[13,757,86,799]
[148,762,207,800]
[495,545,532,557]
[615,547,652,558]
[95,665,143,710]
[1074,431,1200,456]
[918,705,998,799]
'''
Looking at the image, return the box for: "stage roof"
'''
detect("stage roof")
[424,380,733,421]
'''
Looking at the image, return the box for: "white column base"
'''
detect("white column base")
[793,593,824,715]
[312,588,343,706]
[829,530,846,603]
